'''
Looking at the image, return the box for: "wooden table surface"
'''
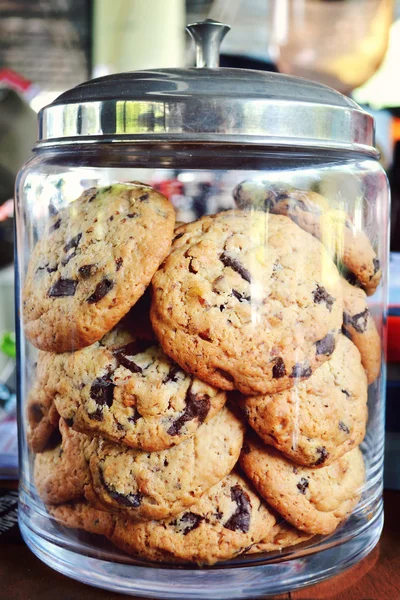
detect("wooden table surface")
[1,483,399,600]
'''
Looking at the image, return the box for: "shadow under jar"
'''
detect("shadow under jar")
[14,19,388,600]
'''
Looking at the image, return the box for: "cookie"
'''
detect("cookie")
[84,406,245,521]
[23,183,175,352]
[47,501,115,538]
[246,519,313,554]
[39,318,226,451]
[233,182,381,296]
[151,210,343,395]
[241,334,368,467]
[111,472,275,565]
[34,418,90,505]
[27,377,59,454]
[341,278,381,384]
[240,436,365,535]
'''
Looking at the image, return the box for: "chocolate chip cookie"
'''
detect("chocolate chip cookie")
[240,436,365,535]
[84,406,245,521]
[241,334,368,467]
[48,501,115,538]
[111,472,275,565]
[27,372,59,454]
[246,519,313,554]
[34,418,90,505]
[151,210,343,395]
[23,183,175,352]
[341,278,381,384]
[41,319,226,451]
[233,182,381,296]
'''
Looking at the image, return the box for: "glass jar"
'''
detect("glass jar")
[15,20,388,600]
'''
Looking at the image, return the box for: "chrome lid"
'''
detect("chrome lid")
[37,19,376,156]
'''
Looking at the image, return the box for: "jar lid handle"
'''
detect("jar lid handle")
[186,19,230,68]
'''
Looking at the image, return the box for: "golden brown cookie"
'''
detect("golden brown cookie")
[151,210,343,395]
[246,519,313,554]
[48,501,115,538]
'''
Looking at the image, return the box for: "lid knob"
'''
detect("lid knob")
[186,18,230,68]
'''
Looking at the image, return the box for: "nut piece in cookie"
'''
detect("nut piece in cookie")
[241,334,368,467]
[34,418,90,505]
[84,406,245,521]
[240,435,365,535]
[341,278,381,384]
[111,472,275,565]
[233,182,381,296]
[151,210,343,395]
[23,183,175,352]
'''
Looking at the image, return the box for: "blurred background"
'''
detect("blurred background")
[0,0,399,482]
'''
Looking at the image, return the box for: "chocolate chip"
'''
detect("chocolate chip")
[43,428,62,451]
[139,193,149,202]
[341,389,351,397]
[99,470,142,507]
[312,285,335,312]
[215,509,223,520]
[47,265,58,273]
[61,251,77,266]
[49,218,61,233]
[89,374,115,420]
[343,309,369,334]
[241,443,251,455]
[373,258,380,276]
[290,362,312,378]
[316,333,335,356]
[48,278,78,297]
[127,407,142,424]
[163,365,181,384]
[115,258,123,271]
[219,304,226,312]
[223,484,251,533]
[127,213,138,218]
[78,264,96,279]
[189,259,198,274]
[164,459,169,467]
[297,477,309,494]
[64,418,74,427]
[173,232,184,242]
[114,346,142,374]
[172,512,204,536]
[272,357,286,379]
[167,387,210,436]
[64,233,82,253]
[339,421,350,434]
[220,252,251,283]
[315,446,329,466]
[48,203,58,216]
[87,279,114,304]
[232,289,251,303]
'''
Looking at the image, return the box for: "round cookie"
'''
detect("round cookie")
[246,520,313,554]
[48,501,115,538]
[341,278,381,384]
[23,182,175,352]
[151,210,343,396]
[27,385,59,453]
[34,418,90,505]
[241,334,368,467]
[233,182,381,296]
[111,472,275,565]
[40,320,226,451]
[240,436,365,535]
[84,406,245,521]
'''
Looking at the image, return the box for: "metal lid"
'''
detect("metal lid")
[37,19,376,156]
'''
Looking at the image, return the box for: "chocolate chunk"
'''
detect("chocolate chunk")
[48,203,58,216]
[290,362,312,379]
[164,459,169,467]
[47,265,58,273]
[127,407,142,424]
[343,309,369,334]
[115,257,123,271]
[220,252,252,283]
[163,365,181,384]
[297,477,309,495]
[373,258,380,275]
[61,251,76,266]
[87,279,114,304]
[127,213,138,219]
[78,264,96,279]
[114,346,142,374]
[64,233,82,253]
[49,218,61,233]
[48,278,78,297]
[43,428,62,451]
[232,289,251,303]
[316,333,335,356]
[272,357,286,379]
[223,484,251,533]
[189,259,198,274]
[173,512,204,536]
[214,509,223,520]
[219,304,226,312]
[89,374,115,420]
[312,285,335,312]
[64,418,74,427]
[341,389,351,397]
[241,443,251,455]
[173,232,184,242]
[339,421,350,434]
[139,193,149,202]
[99,470,142,507]
[315,446,329,466]
[167,387,210,436]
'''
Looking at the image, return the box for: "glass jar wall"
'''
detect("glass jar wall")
[15,144,388,598]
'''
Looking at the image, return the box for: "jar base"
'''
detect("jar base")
[19,501,383,599]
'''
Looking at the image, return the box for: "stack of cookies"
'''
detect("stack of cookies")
[24,180,381,566]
